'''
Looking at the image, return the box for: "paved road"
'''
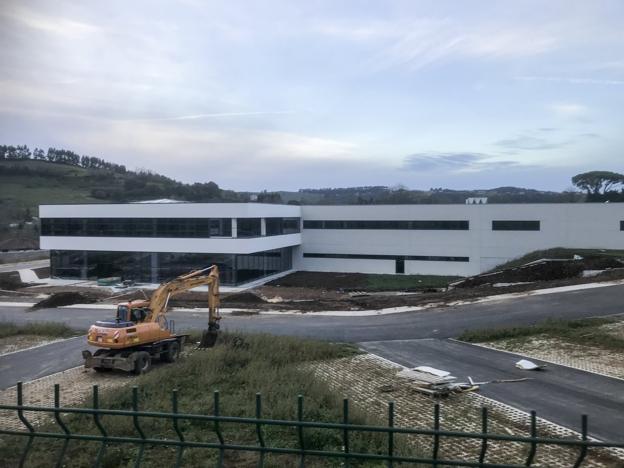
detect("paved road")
[2,283,624,441]
[2,283,624,341]
[360,338,624,442]
[0,337,95,390]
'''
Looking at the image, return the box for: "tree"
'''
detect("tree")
[572,171,624,195]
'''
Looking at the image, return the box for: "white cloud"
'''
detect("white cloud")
[1,4,99,38]
[517,76,624,86]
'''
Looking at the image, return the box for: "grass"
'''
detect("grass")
[0,332,418,467]
[365,274,461,291]
[492,248,624,271]
[458,317,624,352]
[0,321,78,339]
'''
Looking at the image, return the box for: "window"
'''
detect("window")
[302,220,469,230]
[492,220,540,231]
[237,218,262,237]
[395,257,405,274]
[40,218,232,238]
[303,253,469,262]
[620,221,624,231]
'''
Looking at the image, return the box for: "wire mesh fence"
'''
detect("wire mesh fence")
[1,381,623,467]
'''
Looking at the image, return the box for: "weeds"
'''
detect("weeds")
[458,317,624,351]
[0,321,78,339]
[0,332,418,467]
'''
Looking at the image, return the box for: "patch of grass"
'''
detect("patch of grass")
[0,332,418,467]
[458,317,624,351]
[365,274,460,291]
[0,321,78,339]
[493,248,624,271]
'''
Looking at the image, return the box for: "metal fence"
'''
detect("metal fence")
[1,382,623,468]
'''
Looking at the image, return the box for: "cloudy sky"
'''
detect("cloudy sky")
[1,1,623,192]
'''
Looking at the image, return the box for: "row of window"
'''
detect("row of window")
[50,248,293,285]
[303,220,542,231]
[303,220,469,230]
[303,253,469,262]
[41,217,301,238]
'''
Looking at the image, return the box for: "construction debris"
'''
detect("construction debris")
[31,292,97,309]
[516,359,547,371]
[397,366,531,396]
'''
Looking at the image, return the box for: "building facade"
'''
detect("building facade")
[39,202,624,285]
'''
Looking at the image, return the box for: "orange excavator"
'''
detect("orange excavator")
[82,265,221,374]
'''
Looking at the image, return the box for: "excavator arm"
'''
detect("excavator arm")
[147,265,221,336]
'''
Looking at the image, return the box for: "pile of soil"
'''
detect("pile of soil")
[221,292,266,304]
[0,271,24,290]
[32,292,98,309]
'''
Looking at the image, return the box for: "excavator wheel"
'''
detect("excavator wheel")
[199,329,218,348]
[162,341,180,363]
[133,352,152,374]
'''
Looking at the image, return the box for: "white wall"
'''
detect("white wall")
[299,203,624,276]
[41,234,302,254]
[40,202,301,218]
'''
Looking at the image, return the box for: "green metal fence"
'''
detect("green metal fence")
[1,381,623,467]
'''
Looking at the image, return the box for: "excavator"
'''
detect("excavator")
[82,265,221,374]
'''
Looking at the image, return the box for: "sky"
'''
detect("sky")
[1,0,623,192]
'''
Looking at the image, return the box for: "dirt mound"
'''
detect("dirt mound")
[580,256,623,270]
[456,260,588,288]
[0,271,24,290]
[221,291,266,304]
[32,292,97,309]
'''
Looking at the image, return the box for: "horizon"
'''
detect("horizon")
[1,1,623,192]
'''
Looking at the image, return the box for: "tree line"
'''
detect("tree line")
[0,144,127,173]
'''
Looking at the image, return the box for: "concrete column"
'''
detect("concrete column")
[261,218,267,237]
[231,218,237,238]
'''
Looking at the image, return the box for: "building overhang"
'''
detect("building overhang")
[41,234,301,254]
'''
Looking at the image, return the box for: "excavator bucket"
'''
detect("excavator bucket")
[199,329,218,348]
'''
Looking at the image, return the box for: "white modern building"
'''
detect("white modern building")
[39,202,624,285]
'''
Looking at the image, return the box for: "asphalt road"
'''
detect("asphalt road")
[360,338,624,442]
[1,283,624,441]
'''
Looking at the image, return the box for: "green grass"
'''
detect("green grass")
[0,332,419,467]
[365,274,461,291]
[458,317,624,351]
[0,321,78,339]
[492,248,624,271]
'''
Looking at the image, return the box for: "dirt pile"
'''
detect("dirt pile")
[32,292,97,309]
[0,271,24,290]
[454,256,623,289]
[221,291,266,304]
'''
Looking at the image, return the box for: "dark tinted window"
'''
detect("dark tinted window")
[303,253,469,262]
[237,218,262,237]
[303,220,468,230]
[492,220,540,231]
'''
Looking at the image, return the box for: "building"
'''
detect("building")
[39,202,624,285]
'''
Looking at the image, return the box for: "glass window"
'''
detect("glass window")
[302,220,468,230]
[237,218,261,237]
[492,220,540,231]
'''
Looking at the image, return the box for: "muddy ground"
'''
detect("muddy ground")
[4,256,624,312]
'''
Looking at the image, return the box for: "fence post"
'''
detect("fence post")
[16,382,34,468]
[213,390,225,468]
[479,407,488,463]
[387,401,394,468]
[131,386,146,468]
[92,385,108,468]
[572,415,589,468]
[255,393,265,468]
[525,410,537,466]
[53,384,70,468]
[432,403,440,465]
[172,389,185,467]
[297,395,305,468]
[343,398,350,467]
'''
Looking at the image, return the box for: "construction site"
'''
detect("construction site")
[1,246,624,466]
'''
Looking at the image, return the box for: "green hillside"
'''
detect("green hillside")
[0,159,243,249]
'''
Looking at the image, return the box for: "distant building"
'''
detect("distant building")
[39,202,624,285]
[465,197,488,204]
